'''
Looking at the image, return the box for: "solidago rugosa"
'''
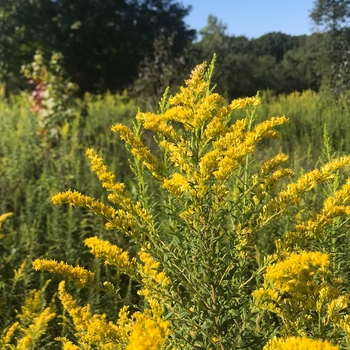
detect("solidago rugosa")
[30,57,350,349]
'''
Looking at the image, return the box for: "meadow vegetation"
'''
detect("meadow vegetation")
[2,58,350,349]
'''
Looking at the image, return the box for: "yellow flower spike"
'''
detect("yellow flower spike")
[264,251,329,289]
[52,190,117,220]
[254,251,330,319]
[2,321,19,345]
[170,63,208,107]
[260,153,290,177]
[58,281,123,346]
[258,156,350,229]
[198,149,220,179]
[84,236,137,277]
[160,139,193,175]
[190,93,226,129]
[126,311,170,350]
[111,123,160,176]
[214,137,259,182]
[17,279,52,326]
[203,114,230,140]
[33,259,94,287]
[138,250,170,298]
[86,148,132,205]
[137,111,180,140]
[248,116,289,142]
[212,115,286,182]
[162,173,192,197]
[256,168,295,201]
[52,190,139,234]
[203,96,260,140]
[263,336,339,350]
[57,339,80,350]
[319,156,350,179]
[339,315,350,342]
[16,307,56,350]
[214,118,249,151]
[284,179,350,247]
[229,96,261,110]
[85,148,153,226]
[326,295,348,323]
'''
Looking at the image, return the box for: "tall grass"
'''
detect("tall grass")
[0,91,137,345]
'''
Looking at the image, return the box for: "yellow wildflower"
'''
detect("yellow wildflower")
[33,259,94,287]
[253,251,331,333]
[111,123,160,176]
[126,310,170,350]
[260,153,290,177]
[160,139,193,175]
[257,156,350,229]
[86,148,132,205]
[84,236,137,277]
[263,336,339,350]
[52,190,117,220]
[137,111,179,140]
[198,149,220,180]
[17,280,51,326]
[58,281,124,347]
[58,339,80,350]
[170,63,208,108]
[16,307,56,350]
[162,173,192,197]
[326,295,348,324]
[2,321,19,345]
[52,190,139,235]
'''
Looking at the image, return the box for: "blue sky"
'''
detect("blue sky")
[180,0,318,39]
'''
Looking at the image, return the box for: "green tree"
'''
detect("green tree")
[252,32,306,63]
[0,0,195,95]
[310,0,350,95]
[311,0,350,29]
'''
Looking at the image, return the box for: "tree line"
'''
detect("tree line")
[1,0,350,100]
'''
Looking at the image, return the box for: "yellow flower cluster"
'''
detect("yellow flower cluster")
[126,309,170,350]
[52,190,117,219]
[1,281,55,349]
[162,172,193,197]
[263,336,339,350]
[58,293,169,350]
[138,250,170,299]
[253,251,330,329]
[57,280,127,348]
[85,236,137,277]
[111,123,160,177]
[16,307,56,350]
[257,156,350,229]
[52,190,140,236]
[33,259,94,287]
[259,153,290,177]
[212,116,288,182]
[285,178,350,247]
[85,148,153,225]
[86,147,132,206]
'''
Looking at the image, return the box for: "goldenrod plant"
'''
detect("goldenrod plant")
[21,57,350,348]
[0,214,56,349]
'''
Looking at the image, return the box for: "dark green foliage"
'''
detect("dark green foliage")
[0,0,195,95]
[311,0,350,29]
[252,32,307,63]
[191,17,321,99]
